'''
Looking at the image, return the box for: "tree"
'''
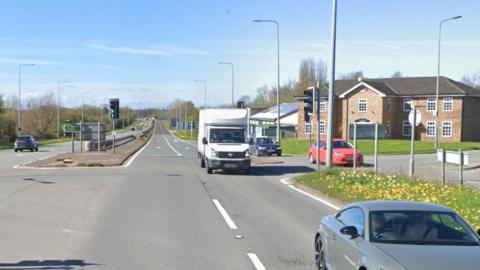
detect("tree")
[340,70,364,80]
[391,71,404,78]
[462,73,480,89]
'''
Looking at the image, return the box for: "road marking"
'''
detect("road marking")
[164,126,196,146]
[174,139,178,142]
[156,146,161,149]
[185,146,190,150]
[247,253,266,270]
[280,178,340,210]
[212,199,238,230]
[122,124,156,167]
[163,135,182,157]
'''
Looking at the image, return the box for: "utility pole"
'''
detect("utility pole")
[326,0,338,168]
[17,63,35,136]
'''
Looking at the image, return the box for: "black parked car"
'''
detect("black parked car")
[14,135,39,152]
[252,137,281,156]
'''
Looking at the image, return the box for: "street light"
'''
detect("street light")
[435,15,462,150]
[194,80,207,108]
[57,80,72,138]
[18,63,35,135]
[325,0,338,168]
[252,19,281,145]
[218,62,234,108]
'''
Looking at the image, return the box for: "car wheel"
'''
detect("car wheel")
[277,151,282,156]
[315,236,326,270]
[35,148,38,152]
[30,148,34,152]
[14,149,18,153]
[200,157,206,168]
[207,167,213,174]
[309,154,316,164]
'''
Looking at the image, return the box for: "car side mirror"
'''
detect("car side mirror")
[202,137,208,145]
[340,226,359,239]
[249,138,253,145]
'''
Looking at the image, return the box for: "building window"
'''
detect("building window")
[442,121,452,137]
[443,98,453,112]
[387,98,392,112]
[402,121,411,137]
[426,121,436,137]
[319,98,326,112]
[358,98,367,112]
[427,98,436,112]
[305,122,311,135]
[404,97,412,112]
[319,121,326,134]
[385,121,391,136]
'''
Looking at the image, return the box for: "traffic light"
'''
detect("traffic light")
[303,88,314,122]
[109,98,120,119]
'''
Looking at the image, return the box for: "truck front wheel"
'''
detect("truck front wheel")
[200,156,206,168]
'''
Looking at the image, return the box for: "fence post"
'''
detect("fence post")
[408,106,416,177]
[459,149,464,186]
[441,149,446,185]
[374,122,378,173]
[353,122,357,170]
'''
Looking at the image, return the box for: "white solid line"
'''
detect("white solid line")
[163,134,182,157]
[212,199,238,230]
[247,253,267,270]
[280,178,340,210]
[122,124,156,167]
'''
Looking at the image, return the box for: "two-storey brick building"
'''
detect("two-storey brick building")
[297,76,480,142]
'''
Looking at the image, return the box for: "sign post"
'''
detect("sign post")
[374,122,378,173]
[353,122,357,170]
[408,106,421,177]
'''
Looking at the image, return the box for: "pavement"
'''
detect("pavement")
[0,121,333,270]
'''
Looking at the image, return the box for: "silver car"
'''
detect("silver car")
[314,201,480,270]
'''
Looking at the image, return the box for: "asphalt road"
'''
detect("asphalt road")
[0,121,333,270]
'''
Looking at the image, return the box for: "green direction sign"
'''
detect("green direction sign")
[63,123,80,132]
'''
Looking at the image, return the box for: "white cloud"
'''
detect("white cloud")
[0,56,63,66]
[84,43,208,57]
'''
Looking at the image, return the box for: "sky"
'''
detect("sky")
[0,0,479,109]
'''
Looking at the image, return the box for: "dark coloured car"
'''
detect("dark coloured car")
[14,135,38,152]
[252,137,281,156]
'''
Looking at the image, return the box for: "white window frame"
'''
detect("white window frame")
[443,98,453,112]
[385,121,391,136]
[403,97,412,112]
[319,120,326,135]
[427,98,436,112]
[358,98,368,112]
[305,122,311,135]
[426,121,436,137]
[319,98,326,112]
[402,121,412,137]
[442,121,452,137]
[387,98,392,112]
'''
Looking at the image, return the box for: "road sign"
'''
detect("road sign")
[63,123,80,132]
[408,110,421,126]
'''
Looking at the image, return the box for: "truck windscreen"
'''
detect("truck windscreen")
[210,129,246,143]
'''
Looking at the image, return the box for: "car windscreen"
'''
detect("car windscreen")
[16,137,30,141]
[257,138,273,144]
[369,210,480,246]
[333,141,352,149]
[209,128,245,143]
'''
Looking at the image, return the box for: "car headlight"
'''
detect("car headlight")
[211,148,217,157]
[245,150,250,157]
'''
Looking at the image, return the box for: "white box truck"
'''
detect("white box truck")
[198,108,251,174]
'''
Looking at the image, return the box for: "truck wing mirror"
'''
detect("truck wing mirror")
[202,137,208,145]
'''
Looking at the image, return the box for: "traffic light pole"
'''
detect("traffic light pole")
[112,119,116,154]
[315,87,320,171]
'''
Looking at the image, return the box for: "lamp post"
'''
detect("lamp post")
[435,15,462,150]
[57,81,71,138]
[194,80,207,108]
[218,62,234,108]
[18,63,35,135]
[179,90,188,135]
[252,19,281,145]
[326,0,338,168]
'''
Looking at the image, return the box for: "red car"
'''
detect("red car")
[308,139,363,166]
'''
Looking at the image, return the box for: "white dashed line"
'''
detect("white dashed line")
[247,253,267,270]
[280,178,340,210]
[212,199,238,230]
[163,135,182,157]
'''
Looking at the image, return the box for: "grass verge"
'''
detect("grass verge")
[296,169,480,229]
[282,138,480,156]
